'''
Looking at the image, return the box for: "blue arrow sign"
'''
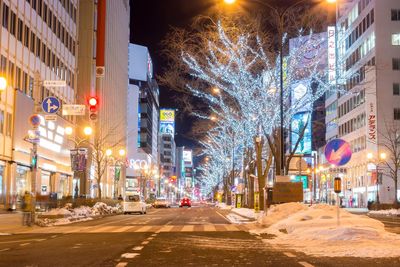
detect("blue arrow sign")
[42,97,60,114]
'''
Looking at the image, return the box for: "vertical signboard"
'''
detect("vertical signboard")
[160,109,175,135]
[365,67,377,154]
[327,26,336,85]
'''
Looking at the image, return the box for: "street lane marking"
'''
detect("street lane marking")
[134,226,153,232]
[88,226,117,233]
[0,239,46,244]
[20,243,30,246]
[284,252,296,258]
[116,262,127,267]
[132,246,144,251]
[151,233,157,237]
[51,235,57,238]
[159,225,174,232]
[112,226,134,232]
[121,253,140,259]
[203,225,217,232]
[0,248,10,252]
[215,211,231,223]
[147,237,154,240]
[141,240,149,245]
[181,225,194,232]
[299,261,314,267]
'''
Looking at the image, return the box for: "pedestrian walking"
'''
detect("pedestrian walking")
[22,191,32,226]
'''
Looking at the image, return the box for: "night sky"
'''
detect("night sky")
[130,0,215,151]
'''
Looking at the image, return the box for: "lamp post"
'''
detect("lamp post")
[65,126,93,198]
[367,152,386,204]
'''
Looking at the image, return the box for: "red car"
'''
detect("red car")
[179,197,191,208]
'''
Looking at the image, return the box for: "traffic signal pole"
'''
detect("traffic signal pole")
[30,72,41,224]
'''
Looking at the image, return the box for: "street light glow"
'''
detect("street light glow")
[326,0,336,3]
[380,152,387,160]
[83,126,93,136]
[119,149,126,156]
[367,152,373,160]
[0,77,7,91]
[224,0,236,4]
[106,149,112,156]
[65,126,73,135]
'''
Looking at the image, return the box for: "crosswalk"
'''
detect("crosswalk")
[23,223,259,234]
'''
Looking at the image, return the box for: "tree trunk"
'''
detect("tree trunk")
[97,179,102,199]
[394,170,398,204]
[256,139,264,211]
[249,173,255,209]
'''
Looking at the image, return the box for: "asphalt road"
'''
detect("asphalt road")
[0,205,399,267]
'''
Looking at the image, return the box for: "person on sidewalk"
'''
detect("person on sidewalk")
[22,191,32,227]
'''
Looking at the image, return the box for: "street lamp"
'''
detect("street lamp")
[0,77,7,91]
[119,149,126,157]
[106,149,112,157]
[83,126,93,136]
[224,0,236,4]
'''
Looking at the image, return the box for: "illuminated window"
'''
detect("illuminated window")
[392,33,400,46]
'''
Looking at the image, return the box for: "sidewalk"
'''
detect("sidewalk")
[0,212,37,234]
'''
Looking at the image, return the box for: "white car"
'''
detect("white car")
[123,195,147,214]
[153,197,170,208]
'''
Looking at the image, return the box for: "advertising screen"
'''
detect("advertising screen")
[183,150,192,164]
[160,109,175,135]
[291,112,312,155]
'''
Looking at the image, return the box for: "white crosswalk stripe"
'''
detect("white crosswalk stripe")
[15,223,258,234]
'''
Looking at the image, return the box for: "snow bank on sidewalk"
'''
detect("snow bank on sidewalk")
[37,202,121,226]
[369,209,400,216]
[231,208,259,219]
[252,203,400,258]
[216,202,232,210]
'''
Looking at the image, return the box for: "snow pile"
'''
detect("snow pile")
[257,202,307,226]
[231,208,260,219]
[37,202,121,226]
[369,209,400,216]
[252,203,400,258]
[216,202,232,210]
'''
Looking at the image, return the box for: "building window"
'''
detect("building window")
[394,83,400,95]
[395,108,400,120]
[25,26,30,47]
[392,34,400,46]
[17,19,23,41]
[10,11,16,36]
[0,110,4,134]
[2,4,9,29]
[6,112,12,136]
[393,58,400,70]
[392,9,400,21]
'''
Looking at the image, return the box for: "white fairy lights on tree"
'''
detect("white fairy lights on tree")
[187,22,345,195]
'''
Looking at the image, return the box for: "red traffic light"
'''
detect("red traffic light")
[88,97,98,121]
[88,97,97,106]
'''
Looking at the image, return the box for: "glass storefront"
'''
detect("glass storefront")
[16,165,30,198]
[40,171,50,195]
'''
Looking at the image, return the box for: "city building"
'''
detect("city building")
[176,147,194,198]
[126,43,159,198]
[0,0,78,208]
[159,108,176,196]
[323,0,400,206]
[77,0,130,198]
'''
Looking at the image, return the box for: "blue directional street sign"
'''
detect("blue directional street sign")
[42,96,60,114]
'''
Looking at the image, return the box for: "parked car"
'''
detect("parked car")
[123,194,147,214]
[179,197,191,208]
[153,197,170,208]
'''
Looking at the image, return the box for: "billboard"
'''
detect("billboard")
[160,109,175,135]
[70,148,88,172]
[327,26,336,84]
[291,112,312,155]
[183,150,192,164]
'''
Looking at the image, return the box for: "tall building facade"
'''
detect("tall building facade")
[176,147,194,198]
[126,43,159,197]
[77,0,129,198]
[0,0,78,208]
[158,109,176,196]
[323,0,400,206]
